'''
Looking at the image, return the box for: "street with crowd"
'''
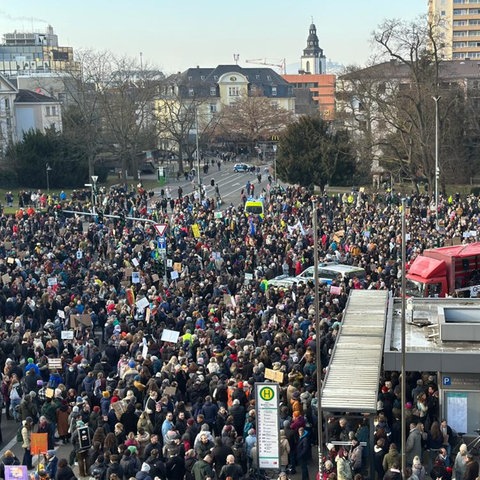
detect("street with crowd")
[0,173,478,480]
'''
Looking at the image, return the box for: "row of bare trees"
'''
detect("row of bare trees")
[337,16,480,192]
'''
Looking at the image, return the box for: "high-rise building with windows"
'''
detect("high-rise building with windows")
[429,0,480,59]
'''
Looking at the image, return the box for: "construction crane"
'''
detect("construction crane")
[245,58,286,75]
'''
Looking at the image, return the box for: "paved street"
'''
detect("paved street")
[149,161,275,211]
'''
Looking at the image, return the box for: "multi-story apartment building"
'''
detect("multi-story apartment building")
[429,0,480,59]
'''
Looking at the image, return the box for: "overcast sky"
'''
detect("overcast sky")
[0,0,427,74]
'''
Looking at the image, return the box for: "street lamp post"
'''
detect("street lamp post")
[433,96,441,230]
[91,175,98,214]
[272,144,277,183]
[312,199,324,478]
[400,198,407,476]
[195,107,201,192]
[46,164,52,194]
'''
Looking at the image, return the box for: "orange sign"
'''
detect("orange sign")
[30,433,48,455]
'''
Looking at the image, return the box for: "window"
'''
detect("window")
[454,20,468,25]
[4,98,9,110]
[267,75,272,81]
[470,19,480,25]
[46,106,51,116]
[453,41,468,47]
[469,30,480,36]
[200,75,205,80]
[454,31,468,36]
[256,75,260,80]
[454,8,468,14]
[188,88,194,97]
[209,86,216,96]
[470,8,480,14]
[271,86,277,96]
[453,0,466,3]
[213,75,218,81]
[228,86,239,96]
[209,103,217,113]
[51,106,56,116]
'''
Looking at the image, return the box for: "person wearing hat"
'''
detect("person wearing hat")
[24,357,40,376]
[45,450,58,479]
[135,462,152,480]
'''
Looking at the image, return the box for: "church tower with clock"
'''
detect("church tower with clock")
[300,22,326,75]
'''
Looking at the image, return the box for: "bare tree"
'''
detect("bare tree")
[155,78,220,173]
[214,87,293,153]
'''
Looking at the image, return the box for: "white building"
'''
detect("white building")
[14,89,62,140]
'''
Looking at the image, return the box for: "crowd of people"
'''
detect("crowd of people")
[0,178,478,480]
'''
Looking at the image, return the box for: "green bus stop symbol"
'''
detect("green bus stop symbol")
[260,386,275,401]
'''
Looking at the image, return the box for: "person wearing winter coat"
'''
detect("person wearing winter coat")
[374,438,386,480]
[406,423,425,466]
[453,443,468,480]
[55,458,77,480]
[411,455,426,480]
[383,443,401,473]
[200,396,218,431]
[296,427,311,480]
[279,429,291,471]
[348,438,363,474]
[336,447,353,480]
[191,454,214,480]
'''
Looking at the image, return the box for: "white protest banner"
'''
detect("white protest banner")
[136,297,149,312]
[161,329,180,343]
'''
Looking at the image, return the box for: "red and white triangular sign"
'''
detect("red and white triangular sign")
[154,224,167,236]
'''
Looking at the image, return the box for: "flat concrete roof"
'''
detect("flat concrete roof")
[384,298,480,373]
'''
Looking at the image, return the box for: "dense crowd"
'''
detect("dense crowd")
[0,181,478,480]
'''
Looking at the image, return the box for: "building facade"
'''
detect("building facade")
[0,75,18,153]
[0,73,63,156]
[14,89,62,141]
[0,25,80,75]
[429,0,480,59]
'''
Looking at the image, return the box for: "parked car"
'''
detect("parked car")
[268,263,366,288]
[233,163,252,172]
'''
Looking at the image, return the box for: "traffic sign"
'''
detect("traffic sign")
[158,236,167,255]
[154,223,168,236]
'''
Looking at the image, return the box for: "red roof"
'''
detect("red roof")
[424,242,480,258]
[408,256,447,278]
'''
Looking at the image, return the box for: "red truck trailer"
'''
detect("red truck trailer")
[406,243,480,297]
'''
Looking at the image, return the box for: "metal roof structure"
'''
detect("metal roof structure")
[321,289,389,413]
